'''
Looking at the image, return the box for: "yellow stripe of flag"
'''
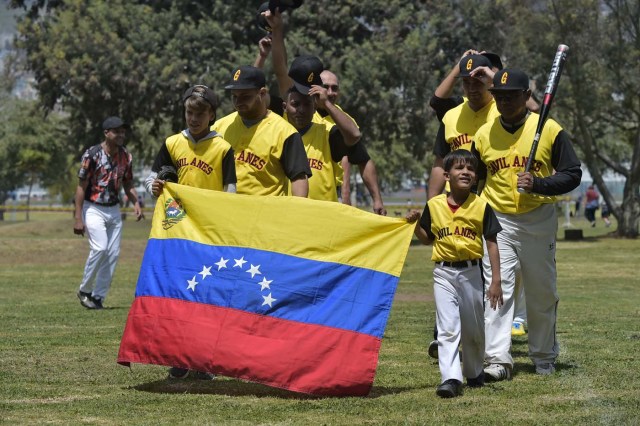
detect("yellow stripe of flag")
[151,183,414,277]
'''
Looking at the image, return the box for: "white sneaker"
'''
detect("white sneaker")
[484,364,512,382]
[535,363,556,375]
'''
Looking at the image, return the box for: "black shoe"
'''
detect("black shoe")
[191,371,215,380]
[436,379,463,398]
[467,372,485,388]
[77,291,96,309]
[428,340,438,359]
[90,296,104,309]
[168,367,189,379]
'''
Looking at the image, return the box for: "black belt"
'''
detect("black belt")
[435,259,479,268]
[89,200,119,207]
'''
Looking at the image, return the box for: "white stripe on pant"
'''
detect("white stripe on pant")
[434,262,484,383]
[78,202,123,300]
[482,203,559,369]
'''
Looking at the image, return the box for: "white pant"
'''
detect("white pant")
[434,263,485,383]
[78,203,123,300]
[483,203,559,368]
[513,273,527,325]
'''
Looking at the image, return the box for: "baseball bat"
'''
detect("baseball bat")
[518,44,569,193]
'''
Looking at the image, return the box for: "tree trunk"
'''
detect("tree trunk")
[616,128,640,238]
[26,173,34,222]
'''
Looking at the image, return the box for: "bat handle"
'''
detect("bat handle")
[517,187,526,194]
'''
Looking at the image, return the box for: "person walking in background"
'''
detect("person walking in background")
[600,200,612,227]
[584,185,599,227]
[74,116,143,310]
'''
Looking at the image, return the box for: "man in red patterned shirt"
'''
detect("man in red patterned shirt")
[74,116,143,309]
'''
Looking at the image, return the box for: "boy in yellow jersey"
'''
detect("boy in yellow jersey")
[145,85,237,380]
[407,149,503,398]
[213,65,311,197]
[472,69,581,381]
[145,85,237,197]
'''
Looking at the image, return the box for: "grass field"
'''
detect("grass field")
[1,210,639,425]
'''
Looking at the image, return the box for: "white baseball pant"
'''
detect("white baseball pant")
[483,203,559,368]
[434,262,485,383]
[78,203,123,300]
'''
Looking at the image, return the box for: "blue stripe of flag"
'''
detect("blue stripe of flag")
[135,239,398,338]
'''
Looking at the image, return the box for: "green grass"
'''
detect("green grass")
[1,212,639,425]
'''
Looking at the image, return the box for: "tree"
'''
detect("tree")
[504,0,639,237]
[17,148,50,221]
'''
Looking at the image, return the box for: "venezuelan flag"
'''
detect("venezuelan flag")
[118,183,414,396]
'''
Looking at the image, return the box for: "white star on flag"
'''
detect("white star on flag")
[258,277,272,291]
[246,264,261,278]
[215,257,229,271]
[234,256,247,268]
[199,265,212,279]
[187,276,198,291]
[262,293,277,307]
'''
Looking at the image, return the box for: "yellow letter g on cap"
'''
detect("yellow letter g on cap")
[466,59,473,70]
[501,72,508,84]
[233,70,241,81]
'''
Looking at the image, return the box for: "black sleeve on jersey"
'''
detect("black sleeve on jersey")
[429,95,463,122]
[471,142,488,181]
[418,203,436,240]
[222,148,237,185]
[328,125,349,162]
[151,142,175,173]
[433,123,451,158]
[281,132,312,179]
[483,204,503,238]
[532,130,582,195]
[346,140,370,165]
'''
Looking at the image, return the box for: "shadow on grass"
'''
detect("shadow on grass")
[129,377,425,399]
[511,360,577,379]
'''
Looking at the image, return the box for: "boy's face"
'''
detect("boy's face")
[285,91,315,130]
[445,160,476,191]
[185,105,214,137]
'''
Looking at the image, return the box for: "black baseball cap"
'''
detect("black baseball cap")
[182,85,219,110]
[288,55,323,95]
[490,68,530,91]
[268,0,303,13]
[224,66,266,90]
[102,116,127,130]
[458,54,493,77]
[481,52,503,70]
[256,2,272,33]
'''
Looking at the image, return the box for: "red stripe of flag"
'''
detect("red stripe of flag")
[118,296,381,396]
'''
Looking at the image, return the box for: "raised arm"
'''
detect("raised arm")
[254,35,272,69]
[309,85,361,146]
[264,9,292,99]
